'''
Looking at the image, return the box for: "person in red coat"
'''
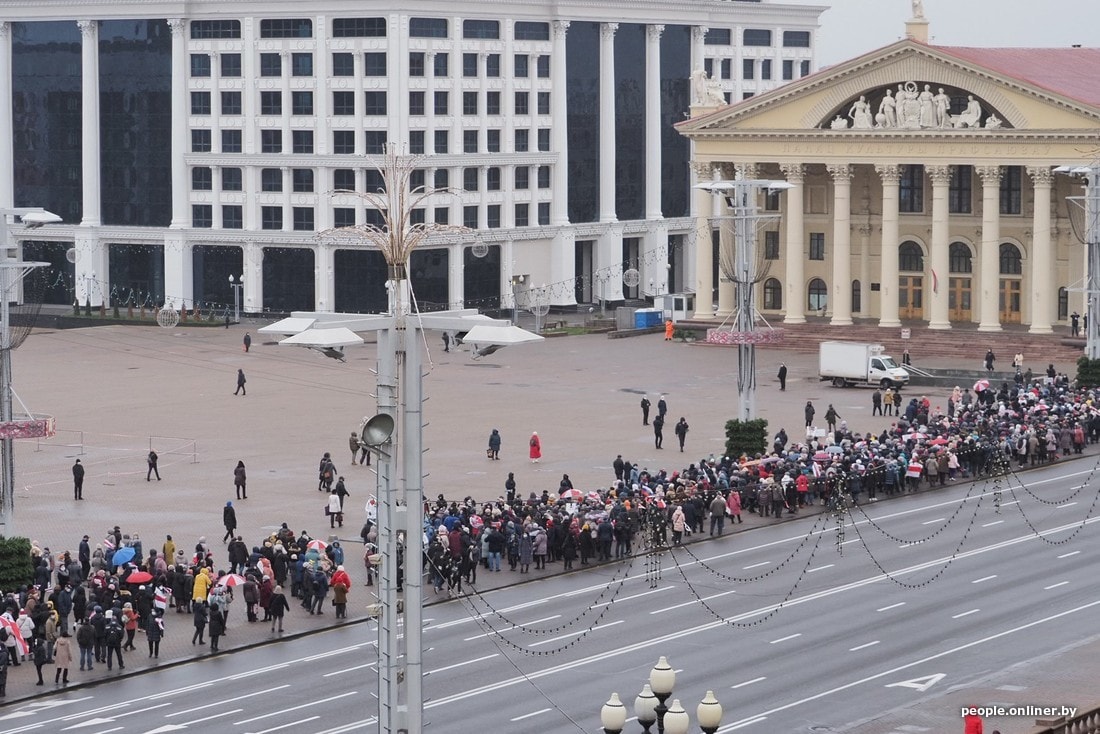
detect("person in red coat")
[963,711,983,734]
[529,432,541,463]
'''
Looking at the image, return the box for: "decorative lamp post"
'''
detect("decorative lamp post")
[635,683,658,733]
[662,700,690,734]
[229,274,243,323]
[697,691,724,734]
[649,656,676,732]
[511,274,525,324]
[601,692,628,734]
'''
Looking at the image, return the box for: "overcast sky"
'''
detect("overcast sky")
[815,0,1100,68]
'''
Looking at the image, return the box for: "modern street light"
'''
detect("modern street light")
[602,657,723,734]
[228,273,243,323]
[511,273,525,325]
[0,208,59,536]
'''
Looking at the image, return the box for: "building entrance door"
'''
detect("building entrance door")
[999,279,1022,323]
[899,275,924,320]
[948,277,972,322]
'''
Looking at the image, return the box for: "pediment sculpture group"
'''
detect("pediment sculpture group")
[831,81,1003,131]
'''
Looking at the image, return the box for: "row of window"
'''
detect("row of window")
[899,165,1024,215]
[192,201,551,229]
[704,57,811,82]
[190,18,551,41]
[192,165,552,193]
[760,234,1026,274]
[191,126,551,155]
[704,28,811,47]
[190,88,550,119]
[191,50,551,80]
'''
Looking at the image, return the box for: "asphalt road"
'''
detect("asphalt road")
[4,457,1097,734]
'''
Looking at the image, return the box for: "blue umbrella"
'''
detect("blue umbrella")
[111,546,135,566]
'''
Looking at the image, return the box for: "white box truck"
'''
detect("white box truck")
[819,341,909,389]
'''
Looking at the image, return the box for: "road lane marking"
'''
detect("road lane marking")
[769,633,801,644]
[235,692,355,725]
[180,708,243,726]
[952,609,981,619]
[1058,502,1078,508]
[972,575,997,584]
[591,588,674,608]
[323,663,376,677]
[714,599,1100,732]
[731,677,766,689]
[510,709,551,722]
[167,686,289,716]
[1058,551,1081,559]
[877,602,905,612]
[982,520,1004,527]
[463,616,561,641]
[841,538,860,545]
[529,620,624,647]
[1002,500,1019,506]
[652,589,737,615]
[427,654,498,675]
[849,640,880,652]
[807,564,834,573]
[1044,581,1070,590]
[743,561,770,569]
[898,543,919,548]
[921,518,945,525]
[726,716,768,730]
[249,716,320,734]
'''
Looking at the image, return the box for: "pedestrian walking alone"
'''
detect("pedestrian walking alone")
[984,348,995,372]
[804,401,815,428]
[640,395,651,425]
[674,417,689,453]
[653,414,665,449]
[72,459,84,500]
[235,368,246,396]
[664,319,674,341]
[487,429,501,460]
[147,450,160,481]
[243,332,252,353]
[777,363,787,391]
[233,460,247,499]
[529,432,541,463]
[825,404,841,433]
[222,501,237,543]
[657,395,668,420]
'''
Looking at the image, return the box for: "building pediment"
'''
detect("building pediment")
[680,40,1100,137]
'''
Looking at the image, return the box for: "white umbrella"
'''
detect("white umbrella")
[461,324,544,346]
[279,327,364,348]
[258,317,316,336]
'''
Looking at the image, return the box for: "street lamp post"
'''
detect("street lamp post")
[511,274,525,325]
[228,274,243,323]
[601,657,723,734]
[0,208,60,536]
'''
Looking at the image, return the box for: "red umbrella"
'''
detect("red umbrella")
[973,379,990,392]
[560,488,584,502]
[126,570,153,584]
[929,437,949,446]
[216,573,247,588]
[812,451,831,461]
[306,539,327,552]
[586,491,603,503]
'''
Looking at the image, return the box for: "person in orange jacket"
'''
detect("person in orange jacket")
[664,319,674,341]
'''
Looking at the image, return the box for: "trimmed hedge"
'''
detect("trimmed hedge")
[724,418,768,460]
[0,536,34,590]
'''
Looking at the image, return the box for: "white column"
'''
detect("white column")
[243,241,263,313]
[928,165,952,330]
[876,164,901,327]
[976,165,1002,332]
[858,223,872,317]
[549,229,576,306]
[690,25,708,72]
[643,223,669,299]
[645,25,664,221]
[598,23,618,223]
[828,163,853,325]
[691,161,714,319]
[315,244,333,312]
[500,239,515,310]
[714,180,734,320]
[167,18,188,228]
[162,232,192,309]
[598,226,624,303]
[0,23,14,209]
[780,163,805,323]
[1029,166,1054,333]
[550,20,570,226]
[78,20,102,226]
[448,243,464,309]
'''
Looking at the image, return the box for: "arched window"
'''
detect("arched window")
[949,242,972,273]
[762,277,782,310]
[999,243,1022,275]
[899,241,924,272]
[852,280,861,313]
[1058,287,1068,320]
[808,278,828,312]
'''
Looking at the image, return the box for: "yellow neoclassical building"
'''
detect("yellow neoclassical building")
[678,16,1100,333]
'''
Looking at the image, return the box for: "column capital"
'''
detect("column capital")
[826,163,852,182]
[691,26,709,42]
[691,160,715,178]
[975,165,1002,183]
[0,21,10,38]
[1027,166,1054,187]
[77,20,99,37]
[647,24,665,42]
[552,20,571,39]
[928,165,952,185]
[735,163,758,180]
[875,163,900,183]
[780,163,805,184]
[167,18,186,36]
[600,22,619,40]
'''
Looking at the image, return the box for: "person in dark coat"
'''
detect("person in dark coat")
[777,363,787,391]
[310,570,329,615]
[243,332,252,352]
[235,369,247,396]
[222,502,237,544]
[640,395,651,425]
[653,414,665,449]
[674,417,690,453]
[146,616,163,658]
[487,429,502,460]
[233,461,247,499]
[72,460,85,500]
[805,401,816,427]
[269,585,290,632]
[191,601,208,645]
[207,605,225,652]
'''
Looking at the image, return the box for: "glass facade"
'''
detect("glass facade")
[262,248,315,312]
[566,22,600,224]
[463,245,501,307]
[12,22,82,222]
[614,24,645,221]
[99,20,172,226]
[109,243,165,304]
[192,245,244,308]
[660,26,691,218]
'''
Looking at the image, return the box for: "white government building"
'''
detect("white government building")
[0,0,821,315]
[679,11,1100,333]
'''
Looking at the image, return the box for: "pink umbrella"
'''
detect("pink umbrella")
[812,451,831,461]
[216,573,247,588]
[929,437,949,446]
[0,616,28,656]
[586,491,603,503]
[560,488,584,502]
[306,539,327,552]
[903,432,925,441]
[973,379,990,392]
